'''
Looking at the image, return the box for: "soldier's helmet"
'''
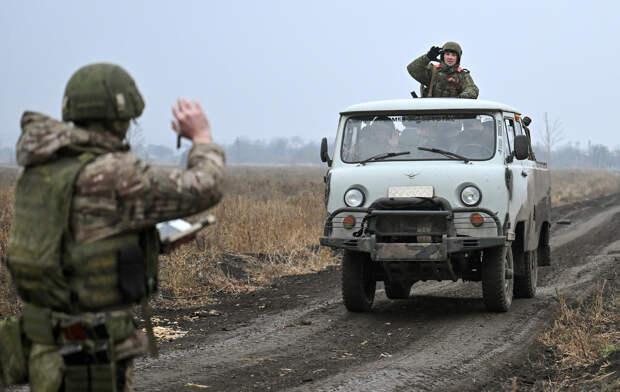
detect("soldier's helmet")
[441,41,463,64]
[62,63,145,122]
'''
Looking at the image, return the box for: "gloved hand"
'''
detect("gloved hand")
[426,46,442,61]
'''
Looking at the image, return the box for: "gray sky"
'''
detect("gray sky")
[1,0,619,149]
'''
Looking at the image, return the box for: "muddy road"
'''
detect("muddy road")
[133,194,620,391]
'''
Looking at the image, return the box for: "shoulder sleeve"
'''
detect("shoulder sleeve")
[459,71,479,99]
[406,54,432,86]
[71,142,226,242]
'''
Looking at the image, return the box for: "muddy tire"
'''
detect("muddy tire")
[482,245,514,312]
[537,223,551,266]
[514,250,537,298]
[342,250,376,312]
[384,280,412,299]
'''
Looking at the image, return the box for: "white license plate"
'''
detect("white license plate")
[388,186,434,198]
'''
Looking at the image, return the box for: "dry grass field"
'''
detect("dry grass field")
[551,168,620,206]
[538,279,619,390]
[156,166,336,306]
[1,166,620,316]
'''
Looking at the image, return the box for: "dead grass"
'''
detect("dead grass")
[156,166,336,306]
[551,169,620,206]
[537,280,619,390]
[540,281,618,368]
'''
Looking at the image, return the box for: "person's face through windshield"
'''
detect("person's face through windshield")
[369,121,398,149]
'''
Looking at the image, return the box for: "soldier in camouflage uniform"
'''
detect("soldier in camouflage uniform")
[407,41,479,99]
[1,63,225,391]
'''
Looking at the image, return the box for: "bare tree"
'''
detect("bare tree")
[540,112,565,166]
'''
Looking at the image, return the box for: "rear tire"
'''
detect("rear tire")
[482,245,514,312]
[538,224,551,266]
[514,250,537,298]
[342,250,376,312]
[384,279,413,299]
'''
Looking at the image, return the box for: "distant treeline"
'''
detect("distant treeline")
[1,138,619,169]
[532,142,620,170]
[223,137,322,164]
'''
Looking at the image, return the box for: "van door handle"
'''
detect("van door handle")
[521,171,528,177]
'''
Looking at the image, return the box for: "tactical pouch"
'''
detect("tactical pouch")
[64,364,89,392]
[117,244,146,303]
[22,303,56,345]
[90,362,117,392]
[0,316,29,385]
[64,363,117,392]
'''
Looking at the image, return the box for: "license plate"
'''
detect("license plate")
[388,186,434,198]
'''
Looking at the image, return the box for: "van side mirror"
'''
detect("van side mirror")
[522,116,532,126]
[320,137,332,166]
[513,134,530,160]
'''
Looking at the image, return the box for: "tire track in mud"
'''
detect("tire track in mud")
[133,194,620,392]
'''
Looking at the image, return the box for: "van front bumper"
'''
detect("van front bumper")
[320,235,506,261]
[320,196,506,262]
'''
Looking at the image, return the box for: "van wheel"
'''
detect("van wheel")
[514,250,537,298]
[482,245,514,312]
[342,250,376,312]
[384,280,413,299]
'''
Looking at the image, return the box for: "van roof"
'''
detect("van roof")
[341,98,520,115]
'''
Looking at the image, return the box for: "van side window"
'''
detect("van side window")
[504,118,515,155]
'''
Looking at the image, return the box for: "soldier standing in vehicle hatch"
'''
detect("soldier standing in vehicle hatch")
[1,63,225,391]
[407,41,479,99]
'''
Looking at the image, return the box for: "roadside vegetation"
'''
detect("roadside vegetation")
[537,279,619,391]
[551,169,620,206]
[501,276,619,391]
[156,166,336,307]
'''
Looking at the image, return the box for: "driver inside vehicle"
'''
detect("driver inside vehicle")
[454,119,495,158]
[356,118,399,159]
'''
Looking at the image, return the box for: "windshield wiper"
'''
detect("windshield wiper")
[359,151,410,165]
[417,146,470,163]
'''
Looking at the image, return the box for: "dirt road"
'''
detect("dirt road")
[132,194,619,391]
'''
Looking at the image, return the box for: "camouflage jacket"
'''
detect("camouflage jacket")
[16,111,226,243]
[407,54,479,99]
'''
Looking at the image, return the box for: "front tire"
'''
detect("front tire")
[482,245,514,312]
[384,279,413,299]
[514,250,537,298]
[342,250,376,312]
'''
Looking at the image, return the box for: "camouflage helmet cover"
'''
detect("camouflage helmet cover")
[62,63,145,122]
[442,41,463,58]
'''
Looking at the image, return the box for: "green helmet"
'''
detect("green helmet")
[62,63,145,122]
[442,41,462,61]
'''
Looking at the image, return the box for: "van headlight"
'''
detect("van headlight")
[344,188,365,207]
[460,185,481,206]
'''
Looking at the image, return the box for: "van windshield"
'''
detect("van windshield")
[341,114,496,163]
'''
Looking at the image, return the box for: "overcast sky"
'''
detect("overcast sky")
[1,0,619,149]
